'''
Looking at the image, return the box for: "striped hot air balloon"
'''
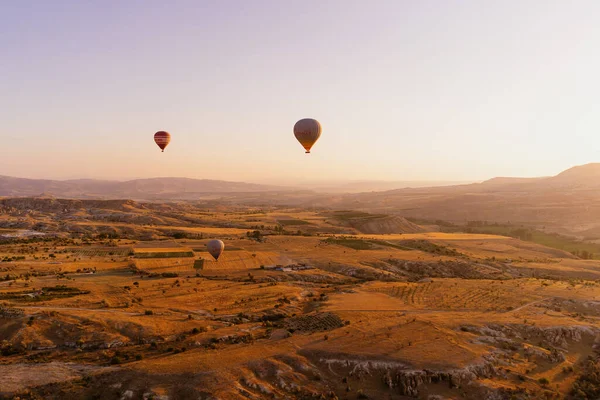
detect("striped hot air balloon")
[207,239,225,261]
[154,131,171,152]
[293,118,321,154]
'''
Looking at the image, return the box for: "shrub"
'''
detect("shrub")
[144,310,153,315]
[110,356,122,365]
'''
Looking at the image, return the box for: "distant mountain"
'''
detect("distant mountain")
[472,164,600,191]
[298,180,475,193]
[283,163,600,236]
[0,176,289,200]
[3,163,600,235]
[0,176,476,199]
[479,176,547,187]
[551,163,600,185]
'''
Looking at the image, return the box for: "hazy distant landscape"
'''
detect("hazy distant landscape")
[0,175,475,198]
[7,164,591,239]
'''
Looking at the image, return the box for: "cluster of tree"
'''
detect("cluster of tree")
[0,342,24,356]
[248,224,266,230]
[466,220,491,227]
[572,250,595,260]
[1,256,26,262]
[173,231,204,239]
[148,272,178,278]
[0,235,60,245]
[246,230,265,241]
[571,357,600,399]
[509,228,534,241]
[96,233,120,240]
[466,220,518,228]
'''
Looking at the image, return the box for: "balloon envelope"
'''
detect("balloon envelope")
[154,131,171,152]
[207,239,225,261]
[293,119,321,153]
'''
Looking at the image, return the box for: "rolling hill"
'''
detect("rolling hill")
[3,163,600,237]
[0,176,287,200]
[308,163,600,236]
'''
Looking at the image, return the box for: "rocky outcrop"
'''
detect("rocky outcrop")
[523,345,565,363]
[463,323,600,350]
[315,355,498,398]
[381,361,498,397]
[521,325,598,348]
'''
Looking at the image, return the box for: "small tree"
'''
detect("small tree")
[110,356,122,365]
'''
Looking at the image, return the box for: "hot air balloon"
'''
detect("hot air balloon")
[154,131,171,152]
[294,118,322,154]
[207,239,225,261]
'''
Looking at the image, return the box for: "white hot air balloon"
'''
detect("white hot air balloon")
[207,239,225,261]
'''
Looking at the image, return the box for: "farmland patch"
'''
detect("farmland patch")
[134,251,195,259]
[68,247,133,257]
[284,312,344,333]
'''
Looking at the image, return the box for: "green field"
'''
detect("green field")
[368,239,463,256]
[324,237,376,250]
[277,219,312,226]
[134,251,195,259]
[69,248,133,257]
[462,226,600,259]
[327,211,387,221]
[409,219,600,260]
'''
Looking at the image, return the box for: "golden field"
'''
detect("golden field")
[1,200,600,399]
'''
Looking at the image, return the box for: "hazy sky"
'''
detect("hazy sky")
[2,0,600,183]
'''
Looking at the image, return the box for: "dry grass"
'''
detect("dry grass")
[3,206,600,399]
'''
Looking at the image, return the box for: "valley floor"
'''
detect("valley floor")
[0,204,599,399]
